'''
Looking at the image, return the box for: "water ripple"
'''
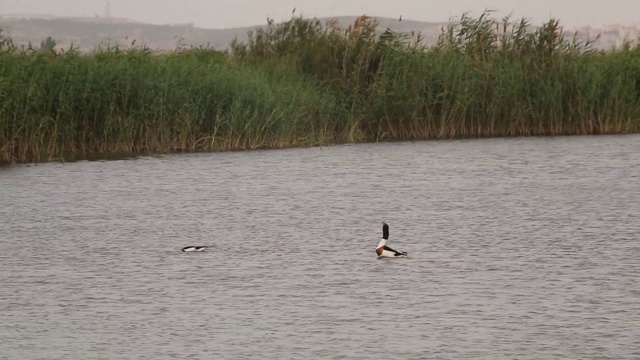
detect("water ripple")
[1,135,639,359]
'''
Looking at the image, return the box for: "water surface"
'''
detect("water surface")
[1,135,639,359]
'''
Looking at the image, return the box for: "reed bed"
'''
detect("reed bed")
[1,11,640,164]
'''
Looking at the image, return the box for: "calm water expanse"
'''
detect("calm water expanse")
[1,135,639,359]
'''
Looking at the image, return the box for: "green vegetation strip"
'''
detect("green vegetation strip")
[1,11,639,164]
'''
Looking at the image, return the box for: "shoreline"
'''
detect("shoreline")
[3,132,638,167]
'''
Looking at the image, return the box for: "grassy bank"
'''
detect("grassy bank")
[1,12,640,164]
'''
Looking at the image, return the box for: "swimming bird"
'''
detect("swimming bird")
[376,222,407,258]
[181,246,208,252]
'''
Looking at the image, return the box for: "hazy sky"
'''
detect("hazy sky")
[1,0,639,29]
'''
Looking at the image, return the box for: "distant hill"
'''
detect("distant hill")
[0,14,638,52]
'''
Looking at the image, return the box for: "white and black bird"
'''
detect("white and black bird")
[181,246,208,252]
[376,222,407,258]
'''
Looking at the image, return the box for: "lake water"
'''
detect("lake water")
[1,135,639,359]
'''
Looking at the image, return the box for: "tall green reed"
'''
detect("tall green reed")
[1,10,640,164]
[0,42,345,164]
[232,11,640,140]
